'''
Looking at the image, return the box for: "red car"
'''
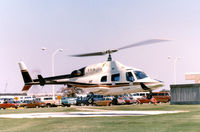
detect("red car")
[137,97,157,104]
[20,100,46,108]
[152,92,171,103]
[0,101,18,109]
[123,97,137,104]
[112,97,126,105]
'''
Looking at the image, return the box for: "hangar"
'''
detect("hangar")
[170,84,200,104]
[170,73,200,104]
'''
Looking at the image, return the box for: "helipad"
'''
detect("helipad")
[0,111,186,118]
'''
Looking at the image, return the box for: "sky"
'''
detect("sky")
[0,0,200,93]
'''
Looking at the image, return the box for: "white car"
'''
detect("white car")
[130,92,149,100]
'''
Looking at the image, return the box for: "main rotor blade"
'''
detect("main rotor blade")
[71,51,107,57]
[117,39,170,51]
[70,39,170,57]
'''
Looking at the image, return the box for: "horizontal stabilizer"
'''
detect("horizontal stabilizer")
[22,85,32,93]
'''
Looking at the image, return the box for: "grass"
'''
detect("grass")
[1,104,200,132]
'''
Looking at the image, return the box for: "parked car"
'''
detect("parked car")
[20,100,46,108]
[123,96,137,104]
[112,97,126,105]
[61,97,77,107]
[93,98,112,106]
[86,94,105,105]
[137,96,157,104]
[93,94,104,101]
[0,100,18,109]
[76,96,89,106]
[130,92,149,100]
[152,92,171,103]
[38,96,61,107]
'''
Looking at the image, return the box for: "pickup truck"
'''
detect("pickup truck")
[38,96,61,107]
[61,97,77,107]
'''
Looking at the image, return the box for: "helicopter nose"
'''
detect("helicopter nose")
[154,79,163,83]
[154,79,164,87]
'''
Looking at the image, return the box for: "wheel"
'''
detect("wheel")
[36,106,39,108]
[109,103,112,106]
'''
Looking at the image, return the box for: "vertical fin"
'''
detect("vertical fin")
[19,61,33,92]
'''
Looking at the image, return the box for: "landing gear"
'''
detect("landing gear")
[140,83,153,99]
[147,89,152,99]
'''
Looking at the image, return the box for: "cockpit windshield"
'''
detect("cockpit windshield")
[134,71,148,79]
[71,67,85,77]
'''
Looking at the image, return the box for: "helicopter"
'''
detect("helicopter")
[19,39,169,98]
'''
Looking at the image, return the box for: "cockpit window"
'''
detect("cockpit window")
[101,76,107,82]
[111,73,120,81]
[134,71,148,79]
[126,72,134,82]
[71,67,85,77]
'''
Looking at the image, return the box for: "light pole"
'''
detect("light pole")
[52,49,63,99]
[42,48,63,99]
[168,56,181,84]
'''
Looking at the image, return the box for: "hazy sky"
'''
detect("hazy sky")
[0,0,200,93]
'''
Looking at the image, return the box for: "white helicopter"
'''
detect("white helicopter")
[19,39,169,98]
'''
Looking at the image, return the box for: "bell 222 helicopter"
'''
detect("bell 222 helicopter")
[19,39,169,98]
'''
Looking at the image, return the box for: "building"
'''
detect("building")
[170,84,200,104]
[185,73,200,83]
[0,93,28,101]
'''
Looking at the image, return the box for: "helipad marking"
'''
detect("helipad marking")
[0,111,186,118]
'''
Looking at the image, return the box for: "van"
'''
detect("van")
[152,92,171,103]
[39,96,61,107]
[130,92,149,99]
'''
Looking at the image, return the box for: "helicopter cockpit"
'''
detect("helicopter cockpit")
[134,71,148,80]
[125,70,148,82]
[70,67,86,77]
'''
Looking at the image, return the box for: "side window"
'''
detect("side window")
[140,93,145,96]
[152,93,157,96]
[111,73,120,81]
[126,72,134,82]
[101,76,107,82]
